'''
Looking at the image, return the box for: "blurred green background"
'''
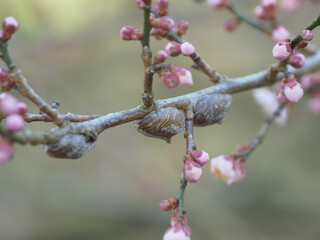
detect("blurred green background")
[0,0,320,239]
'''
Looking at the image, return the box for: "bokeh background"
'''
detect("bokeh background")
[0,0,320,239]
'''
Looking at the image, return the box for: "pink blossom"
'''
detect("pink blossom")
[301,30,313,41]
[174,67,193,86]
[0,93,19,116]
[2,17,19,35]
[207,0,231,8]
[272,41,291,61]
[308,92,320,115]
[0,137,14,164]
[191,150,209,166]
[6,114,24,132]
[281,0,303,12]
[272,25,290,42]
[289,52,306,68]
[210,155,247,185]
[180,42,195,56]
[284,80,304,102]
[154,50,168,64]
[160,198,177,212]
[177,20,189,36]
[165,41,181,56]
[183,161,202,183]
[252,88,288,126]
[163,226,191,240]
[301,74,320,89]
[223,18,240,31]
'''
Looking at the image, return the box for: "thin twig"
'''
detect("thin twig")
[237,102,287,158]
[25,113,100,123]
[12,70,65,126]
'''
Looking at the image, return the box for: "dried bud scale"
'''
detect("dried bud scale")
[134,107,185,143]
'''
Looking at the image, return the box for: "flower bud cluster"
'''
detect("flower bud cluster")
[0,93,27,132]
[254,0,277,20]
[157,63,193,88]
[120,25,142,41]
[182,150,209,183]
[163,212,191,240]
[210,150,247,185]
[0,136,14,164]
[0,68,15,91]
[276,74,304,103]
[1,17,19,42]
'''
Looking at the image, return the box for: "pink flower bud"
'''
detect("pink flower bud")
[174,67,193,86]
[16,102,27,116]
[183,161,202,183]
[159,198,178,212]
[6,113,24,132]
[301,30,313,41]
[254,3,276,20]
[284,80,304,102]
[289,52,306,68]
[272,41,291,61]
[120,25,135,40]
[223,18,240,31]
[272,25,290,42]
[150,27,168,39]
[191,150,209,166]
[296,41,308,49]
[2,17,19,35]
[180,42,195,56]
[135,0,145,8]
[207,0,231,8]
[261,0,277,8]
[177,20,189,36]
[157,16,175,31]
[308,92,320,115]
[0,93,18,116]
[301,74,320,89]
[165,41,181,56]
[156,0,169,16]
[154,50,168,64]
[159,71,179,88]
[163,226,191,240]
[0,137,14,164]
[281,0,303,12]
[235,142,251,152]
